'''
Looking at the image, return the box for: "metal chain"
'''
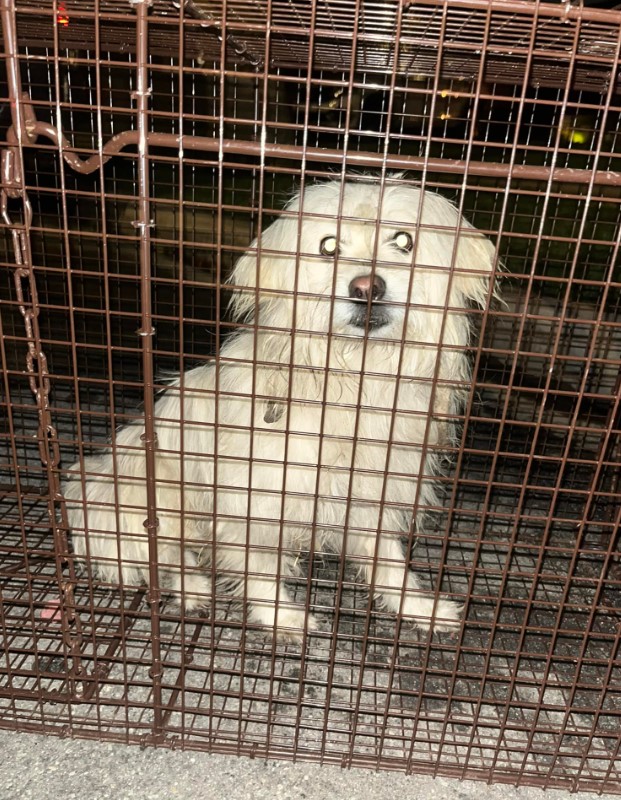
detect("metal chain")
[1,145,87,694]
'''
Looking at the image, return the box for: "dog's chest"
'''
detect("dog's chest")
[253,368,433,468]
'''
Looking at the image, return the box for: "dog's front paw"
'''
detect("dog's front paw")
[172,571,211,611]
[403,595,462,633]
[249,603,318,644]
[276,607,318,644]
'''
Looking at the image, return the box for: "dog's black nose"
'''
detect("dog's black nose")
[348,274,386,301]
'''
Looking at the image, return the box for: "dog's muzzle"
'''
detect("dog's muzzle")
[348,273,391,331]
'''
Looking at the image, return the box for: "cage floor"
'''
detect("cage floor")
[2,401,621,792]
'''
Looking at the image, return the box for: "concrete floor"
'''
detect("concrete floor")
[0,729,617,800]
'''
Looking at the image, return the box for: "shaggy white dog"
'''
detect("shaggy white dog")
[64,177,496,639]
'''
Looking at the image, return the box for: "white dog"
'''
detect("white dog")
[64,177,496,639]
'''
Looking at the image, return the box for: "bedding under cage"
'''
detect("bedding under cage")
[1,0,620,792]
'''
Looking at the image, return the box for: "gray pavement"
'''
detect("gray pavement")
[0,729,617,800]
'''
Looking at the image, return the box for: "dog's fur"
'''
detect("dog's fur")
[64,177,496,639]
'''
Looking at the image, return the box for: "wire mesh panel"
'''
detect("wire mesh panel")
[1,0,620,792]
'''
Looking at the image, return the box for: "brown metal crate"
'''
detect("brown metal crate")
[1,0,620,792]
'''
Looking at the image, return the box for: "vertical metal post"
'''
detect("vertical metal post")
[131,0,164,739]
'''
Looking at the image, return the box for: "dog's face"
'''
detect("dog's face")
[230,179,496,342]
[294,192,419,337]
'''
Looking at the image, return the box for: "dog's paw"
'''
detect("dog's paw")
[402,595,462,633]
[171,571,211,611]
[249,603,317,644]
[276,607,318,644]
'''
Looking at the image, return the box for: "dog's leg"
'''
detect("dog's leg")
[159,543,211,611]
[375,535,462,631]
[245,559,318,643]
[347,516,462,631]
[216,522,317,642]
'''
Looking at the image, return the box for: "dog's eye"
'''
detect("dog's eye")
[393,232,413,252]
[320,236,338,257]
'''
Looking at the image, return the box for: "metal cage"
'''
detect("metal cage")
[1,0,620,792]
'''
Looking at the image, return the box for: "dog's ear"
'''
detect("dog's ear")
[227,239,264,321]
[414,189,499,310]
[452,227,498,308]
[228,198,302,322]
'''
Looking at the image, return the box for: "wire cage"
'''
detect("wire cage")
[1,0,620,792]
